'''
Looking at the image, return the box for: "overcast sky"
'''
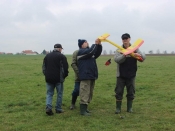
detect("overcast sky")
[1,0,175,54]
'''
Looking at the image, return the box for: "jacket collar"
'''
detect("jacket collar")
[53,49,61,53]
[122,43,131,49]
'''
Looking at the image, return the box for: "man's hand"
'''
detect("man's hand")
[95,39,101,45]
[133,53,141,57]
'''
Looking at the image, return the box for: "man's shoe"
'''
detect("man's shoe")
[56,110,64,114]
[70,104,75,110]
[46,109,53,116]
[70,95,77,110]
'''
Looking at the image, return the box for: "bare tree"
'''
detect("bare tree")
[156,49,160,54]
[109,50,113,55]
[34,51,39,54]
[103,50,107,55]
[41,49,47,55]
[163,50,167,54]
[171,51,175,54]
[149,50,153,54]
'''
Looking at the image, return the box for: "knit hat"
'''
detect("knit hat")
[78,39,86,48]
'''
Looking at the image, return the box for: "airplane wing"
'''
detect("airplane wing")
[98,33,110,42]
[98,33,144,61]
[123,39,144,55]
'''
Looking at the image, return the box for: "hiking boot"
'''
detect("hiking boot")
[70,104,75,110]
[56,110,64,114]
[70,95,77,110]
[46,108,53,116]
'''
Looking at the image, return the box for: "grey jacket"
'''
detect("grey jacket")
[114,48,146,78]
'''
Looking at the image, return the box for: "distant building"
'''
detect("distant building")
[22,50,38,55]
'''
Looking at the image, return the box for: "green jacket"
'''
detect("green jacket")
[71,50,80,82]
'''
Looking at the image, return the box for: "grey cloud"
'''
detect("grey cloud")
[0,0,175,54]
[143,3,175,33]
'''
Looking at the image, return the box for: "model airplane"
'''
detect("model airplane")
[105,58,112,66]
[98,33,144,61]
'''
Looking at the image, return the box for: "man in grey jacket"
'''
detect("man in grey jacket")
[114,33,146,114]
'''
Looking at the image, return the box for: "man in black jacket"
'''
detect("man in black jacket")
[42,44,69,115]
[77,39,102,116]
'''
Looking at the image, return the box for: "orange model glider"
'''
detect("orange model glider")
[98,33,144,61]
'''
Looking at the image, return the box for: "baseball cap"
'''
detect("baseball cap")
[54,44,63,49]
[121,33,130,40]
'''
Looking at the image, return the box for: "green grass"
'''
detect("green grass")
[0,55,175,131]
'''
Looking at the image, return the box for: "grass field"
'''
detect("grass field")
[0,55,175,131]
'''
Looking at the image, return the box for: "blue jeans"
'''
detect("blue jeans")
[46,82,63,111]
[72,82,80,97]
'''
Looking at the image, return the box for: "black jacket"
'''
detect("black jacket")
[119,57,137,78]
[77,44,102,80]
[42,50,69,83]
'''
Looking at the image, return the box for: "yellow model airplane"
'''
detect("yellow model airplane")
[98,33,144,61]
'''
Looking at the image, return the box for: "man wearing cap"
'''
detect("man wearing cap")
[77,38,102,116]
[114,33,146,114]
[42,43,69,115]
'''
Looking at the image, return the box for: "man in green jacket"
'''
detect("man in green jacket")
[70,50,80,110]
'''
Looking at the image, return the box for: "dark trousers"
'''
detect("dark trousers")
[72,82,80,97]
[115,77,135,101]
